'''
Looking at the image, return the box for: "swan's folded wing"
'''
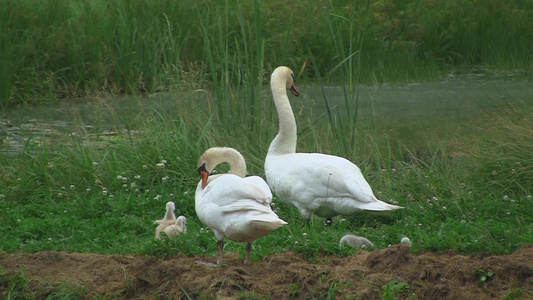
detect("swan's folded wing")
[298,154,377,203]
[203,175,272,206]
[219,199,274,214]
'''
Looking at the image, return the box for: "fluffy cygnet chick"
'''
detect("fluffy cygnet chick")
[163,216,187,238]
[154,201,177,239]
[400,236,412,247]
[339,234,374,248]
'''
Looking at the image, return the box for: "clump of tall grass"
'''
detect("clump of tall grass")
[2,0,532,107]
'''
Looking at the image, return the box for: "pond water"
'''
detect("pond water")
[1,76,532,155]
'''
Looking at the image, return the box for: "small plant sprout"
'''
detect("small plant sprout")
[400,236,412,247]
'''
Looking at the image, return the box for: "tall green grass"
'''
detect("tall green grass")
[1,0,532,107]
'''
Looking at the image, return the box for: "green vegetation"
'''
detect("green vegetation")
[0,3,532,299]
[1,79,532,258]
[1,0,532,108]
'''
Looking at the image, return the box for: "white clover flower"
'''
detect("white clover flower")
[143,165,148,169]
[526,195,532,200]
[156,163,165,169]
[432,196,439,201]
[70,185,75,190]
[123,184,127,188]
[503,195,509,201]
[134,175,141,179]
[86,188,91,193]
[92,161,98,166]
[442,206,447,210]
[302,232,307,236]
[169,193,174,197]
[491,170,498,176]
[391,168,397,173]
[117,175,123,180]
[122,177,128,183]
[162,176,170,182]
[48,237,53,241]
[109,195,114,199]
[130,182,136,188]
[154,195,162,200]
[161,159,168,164]
[102,190,108,196]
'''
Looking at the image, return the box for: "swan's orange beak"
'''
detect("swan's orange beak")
[198,164,209,189]
[200,171,209,189]
[290,83,300,97]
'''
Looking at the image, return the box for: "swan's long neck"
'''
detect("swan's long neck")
[269,75,297,155]
[205,147,247,177]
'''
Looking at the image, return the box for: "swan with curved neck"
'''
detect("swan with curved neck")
[196,147,287,265]
[265,66,402,222]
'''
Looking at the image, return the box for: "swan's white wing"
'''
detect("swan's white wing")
[198,174,271,206]
[195,173,284,242]
[267,153,374,200]
[266,152,401,217]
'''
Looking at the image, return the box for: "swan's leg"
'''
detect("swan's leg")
[217,240,224,265]
[244,242,251,264]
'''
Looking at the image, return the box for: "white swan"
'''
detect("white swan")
[163,216,187,238]
[264,66,403,222]
[195,147,287,265]
[154,201,176,239]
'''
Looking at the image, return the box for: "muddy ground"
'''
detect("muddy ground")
[1,244,532,299]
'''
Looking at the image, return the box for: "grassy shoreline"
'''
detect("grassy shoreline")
[1,0,532,108]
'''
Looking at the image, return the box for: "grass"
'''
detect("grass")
[1,81,532,259]
[0,0,532,297]
[1,0,532,107]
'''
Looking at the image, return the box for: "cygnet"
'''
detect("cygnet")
[400,236,412,247]
[163,216,187,238]
[154,201,176,239]
[339,234,374,248]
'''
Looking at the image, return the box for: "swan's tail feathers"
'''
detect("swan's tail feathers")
[250,218,287,231]
[362,200,403,214]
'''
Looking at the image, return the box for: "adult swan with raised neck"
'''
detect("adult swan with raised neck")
[264,66,402,223]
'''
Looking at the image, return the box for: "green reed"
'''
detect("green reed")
[1,0,532,108]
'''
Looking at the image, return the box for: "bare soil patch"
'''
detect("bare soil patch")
[1,245,532,299]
